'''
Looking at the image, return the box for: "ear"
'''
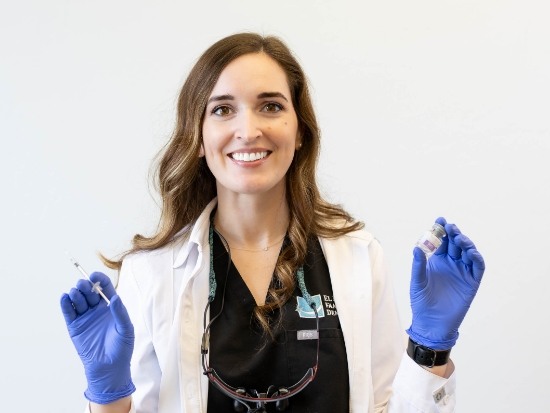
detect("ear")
[199,142,205,157]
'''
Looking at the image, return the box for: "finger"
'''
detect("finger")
[462,249,473,267]
[445,223,462,239]
[453,232,477,251]
[60,293,77,325]
[89,272,116,299]
[76,279,101,307]
[446,225,463,260]
[466,249,485,283]
[109,295,134,338]
[453,233,477,266]
[434,217,449,255]
[411,247,428,292]
[68,287,89,315]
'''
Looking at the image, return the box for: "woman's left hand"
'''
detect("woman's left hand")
[406,218,485,350]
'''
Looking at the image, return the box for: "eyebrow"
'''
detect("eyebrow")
[207,94,234,104]
[257,92,289,102]
[207,92,289,104]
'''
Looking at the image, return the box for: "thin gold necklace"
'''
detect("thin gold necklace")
[228,235,286,252]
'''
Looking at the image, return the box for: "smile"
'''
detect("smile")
[230,151,269,162]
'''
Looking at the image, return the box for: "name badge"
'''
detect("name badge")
[297,330,319,340]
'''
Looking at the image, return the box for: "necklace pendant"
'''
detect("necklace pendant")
[263,246,268,251]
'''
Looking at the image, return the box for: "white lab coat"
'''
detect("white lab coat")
[96,199,455,412]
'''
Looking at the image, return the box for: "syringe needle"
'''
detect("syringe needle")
[67,253,111,306]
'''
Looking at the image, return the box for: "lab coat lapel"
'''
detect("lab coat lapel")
[319,233,373,411]
[319,236,357,372]
[171,199,216,412]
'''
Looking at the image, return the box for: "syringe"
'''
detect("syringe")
[67,253,111,306]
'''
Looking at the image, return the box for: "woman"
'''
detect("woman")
[61,32,485,413]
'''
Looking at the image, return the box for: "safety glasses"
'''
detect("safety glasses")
[201,300,320,411]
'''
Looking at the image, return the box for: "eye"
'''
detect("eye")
[262,102,284,113]
[211,105,233,116]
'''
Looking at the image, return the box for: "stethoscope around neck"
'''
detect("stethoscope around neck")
[201,224,320,412]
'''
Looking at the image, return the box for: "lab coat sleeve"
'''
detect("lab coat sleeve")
[368,239,456,413]
[82,256,161,413]
[388,354,456,412]
[116,255,162,413]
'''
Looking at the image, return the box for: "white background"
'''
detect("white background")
[1,1,549,411]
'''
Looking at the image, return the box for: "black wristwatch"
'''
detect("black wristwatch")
[407,338,451,367]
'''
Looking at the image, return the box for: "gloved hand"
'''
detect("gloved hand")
[60,272,136,404]
[407,218,485,350]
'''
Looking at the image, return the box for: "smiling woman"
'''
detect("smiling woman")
[201,52,300,199]
[60,32,485,413]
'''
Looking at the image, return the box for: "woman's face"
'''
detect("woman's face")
[201,52,300,199]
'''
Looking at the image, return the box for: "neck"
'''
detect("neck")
[214,188,289,251]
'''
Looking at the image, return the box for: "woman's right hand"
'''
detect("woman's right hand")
[60,272,136,404]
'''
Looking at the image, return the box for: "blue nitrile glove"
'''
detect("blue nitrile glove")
[407,218,485,350]
[60,272,135,404]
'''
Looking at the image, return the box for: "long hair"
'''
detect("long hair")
[103,32,364,334]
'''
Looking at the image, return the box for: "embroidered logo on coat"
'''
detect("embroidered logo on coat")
[296,294,325,318]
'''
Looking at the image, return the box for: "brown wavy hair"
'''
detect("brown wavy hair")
[104,32,364,334]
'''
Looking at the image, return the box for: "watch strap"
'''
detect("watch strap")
[407,338,451,367]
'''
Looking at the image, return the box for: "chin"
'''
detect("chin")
[219,179,285,197]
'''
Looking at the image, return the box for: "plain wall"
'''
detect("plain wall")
[1,1,548,411]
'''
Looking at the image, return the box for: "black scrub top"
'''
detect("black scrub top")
[207,232,350,413]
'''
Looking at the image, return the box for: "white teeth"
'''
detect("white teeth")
[231,151,268,162]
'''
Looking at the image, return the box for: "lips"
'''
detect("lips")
[230,151,269,162]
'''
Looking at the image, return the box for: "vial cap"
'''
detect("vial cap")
[432,223,446,238]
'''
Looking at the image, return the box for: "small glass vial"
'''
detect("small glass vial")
[416,223,446,258]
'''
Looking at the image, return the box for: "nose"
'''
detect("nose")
[235,110,261,142]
